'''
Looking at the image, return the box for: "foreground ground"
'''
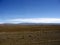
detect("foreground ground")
[0,25,60,45]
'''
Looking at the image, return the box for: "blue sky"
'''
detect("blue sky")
[0,0,60,23]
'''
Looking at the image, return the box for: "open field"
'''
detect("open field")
[0,25,60,45]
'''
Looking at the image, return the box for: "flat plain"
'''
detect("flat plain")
[0,25,60,45]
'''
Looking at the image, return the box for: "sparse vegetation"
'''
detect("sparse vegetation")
[0,25,60,45]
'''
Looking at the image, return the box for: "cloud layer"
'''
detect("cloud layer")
[0,18,60,24]
[5,18,60,24]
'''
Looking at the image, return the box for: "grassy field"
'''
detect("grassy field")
[0,25,60,45]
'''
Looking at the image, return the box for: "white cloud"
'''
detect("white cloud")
[6,18,60,23]
[0,22,5,24]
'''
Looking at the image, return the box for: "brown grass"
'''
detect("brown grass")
[0,25,60,32]
[0,25,60,45]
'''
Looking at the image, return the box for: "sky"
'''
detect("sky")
[0,0,60,23]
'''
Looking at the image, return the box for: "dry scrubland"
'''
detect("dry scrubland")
[0,25,60,45]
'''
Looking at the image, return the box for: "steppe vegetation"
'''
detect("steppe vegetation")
[0,25,60,45]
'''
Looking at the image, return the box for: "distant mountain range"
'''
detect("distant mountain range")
[0,23,60,25]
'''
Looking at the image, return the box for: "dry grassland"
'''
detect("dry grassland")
[0,25,60,45]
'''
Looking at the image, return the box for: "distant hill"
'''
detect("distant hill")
[0,23,60,26]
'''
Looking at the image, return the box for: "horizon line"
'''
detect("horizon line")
[0,18,60,24]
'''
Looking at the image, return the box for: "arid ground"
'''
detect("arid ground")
[0,25,60,45]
